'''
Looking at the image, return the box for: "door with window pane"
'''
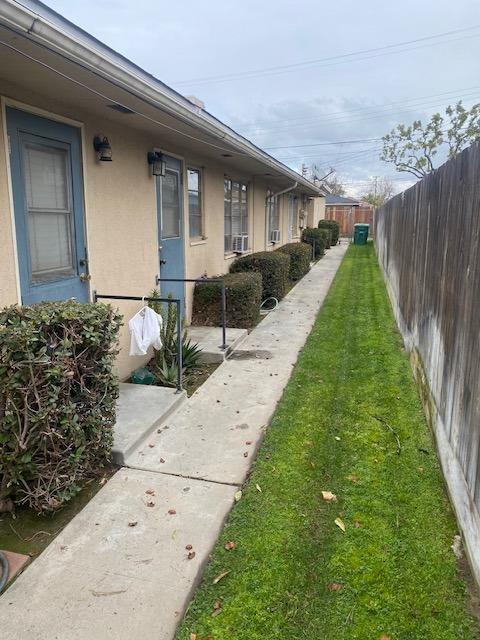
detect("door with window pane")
[7,108,88,304]
[156,155,185,312]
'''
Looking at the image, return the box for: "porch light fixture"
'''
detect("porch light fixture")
[147,151,166,177]
[93,136,112,161]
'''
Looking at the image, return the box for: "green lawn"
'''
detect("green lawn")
[177,243,479,640]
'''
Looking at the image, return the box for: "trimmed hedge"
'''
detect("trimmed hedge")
[318,219,340,245]
[277,242,311,281]
[0,301,121,512]
[192,272,262,329]
[301,228,326,259]
[318,228,331,249]
[230,251,290,300]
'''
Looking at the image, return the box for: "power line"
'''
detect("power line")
[238,87,480,135]
[173,26,480,86]
[265,137,382,150]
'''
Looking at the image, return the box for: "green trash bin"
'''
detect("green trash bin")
[353,223,369,245]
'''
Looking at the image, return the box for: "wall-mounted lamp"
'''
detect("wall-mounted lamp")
[147,151,166,177]
[93,136,112,161]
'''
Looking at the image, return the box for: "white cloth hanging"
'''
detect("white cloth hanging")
[128,306,163,356]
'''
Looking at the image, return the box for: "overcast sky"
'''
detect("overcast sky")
[44,0,480,196]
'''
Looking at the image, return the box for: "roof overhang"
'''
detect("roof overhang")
[0,0,321,196]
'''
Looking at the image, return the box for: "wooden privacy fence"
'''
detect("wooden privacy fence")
[375,143,480,583]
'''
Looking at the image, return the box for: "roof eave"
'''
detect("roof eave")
[0,0,321,196]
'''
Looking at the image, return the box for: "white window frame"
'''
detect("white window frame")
[187,167,203,239]
[267,188,280,242]
[224,178,248,254]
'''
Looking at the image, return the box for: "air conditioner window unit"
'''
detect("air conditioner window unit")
[232,234,249,253]
[270,229,281,243]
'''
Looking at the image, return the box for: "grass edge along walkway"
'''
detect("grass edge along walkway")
[177,243,479,640]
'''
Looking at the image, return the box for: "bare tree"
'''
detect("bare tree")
[381,101,480,178]
[361,177,394,207]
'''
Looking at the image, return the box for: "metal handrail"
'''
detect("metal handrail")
[155,277,227,350]
[92,292,183,392]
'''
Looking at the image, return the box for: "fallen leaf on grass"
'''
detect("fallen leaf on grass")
[335,517,346,533]
[346,474,359,483]
[189,634,197,640]
[211,599,222,617]
[234,490,242,502]
[335,436,341,441]
[212,570,230,584]
[256,484,262,492]
[321,491,337,502]
[128,521,138,527]
[328,583,343,591]
[380,635,391,640]
[224,540,236,550]
[354,520,361,529]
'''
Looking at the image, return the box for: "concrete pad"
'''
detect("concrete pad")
[0,550,30,586]
[0,468,236,640]
[126,243,348,485]
[113,383,186,465]
[187,326,248,363]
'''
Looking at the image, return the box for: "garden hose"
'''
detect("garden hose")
[260,297,279,315]
[0,551,8,592]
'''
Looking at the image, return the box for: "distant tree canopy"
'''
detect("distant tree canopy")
[381,101,480,178]
[361,177,394,207]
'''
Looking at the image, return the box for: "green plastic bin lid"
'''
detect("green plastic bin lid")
[354,223,370,229]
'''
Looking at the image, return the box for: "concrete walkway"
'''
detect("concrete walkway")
[0,243,348,640]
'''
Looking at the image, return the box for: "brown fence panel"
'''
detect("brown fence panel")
[376,143,480,582]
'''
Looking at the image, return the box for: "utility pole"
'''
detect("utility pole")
[373,176,379,199]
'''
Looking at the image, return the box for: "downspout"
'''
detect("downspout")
[265,181,297,250]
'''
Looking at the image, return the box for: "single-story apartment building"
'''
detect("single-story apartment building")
[0,0,327,379]
[325,194,374,237]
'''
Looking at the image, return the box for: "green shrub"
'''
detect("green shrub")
[0,301,121,513]
[301,228,326,259]
[318,228,331,249]
[230,251,290,300]
[277,242,311,281]
[192,272,262,329]
[318,219,340,245]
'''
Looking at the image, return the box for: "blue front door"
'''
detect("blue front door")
[7,108,89,304]
[156,155,185,311]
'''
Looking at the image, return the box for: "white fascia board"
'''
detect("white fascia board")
[0,0,321,195]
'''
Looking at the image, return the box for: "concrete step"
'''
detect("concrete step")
[113,383,186,465]
[0,468,236,640]
[187,326,248,363]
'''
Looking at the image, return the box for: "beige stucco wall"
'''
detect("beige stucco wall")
[0,81,321,380]
[306,195,325,228]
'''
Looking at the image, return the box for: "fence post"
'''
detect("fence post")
[220,280,227,350]
[175,299,183,393]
